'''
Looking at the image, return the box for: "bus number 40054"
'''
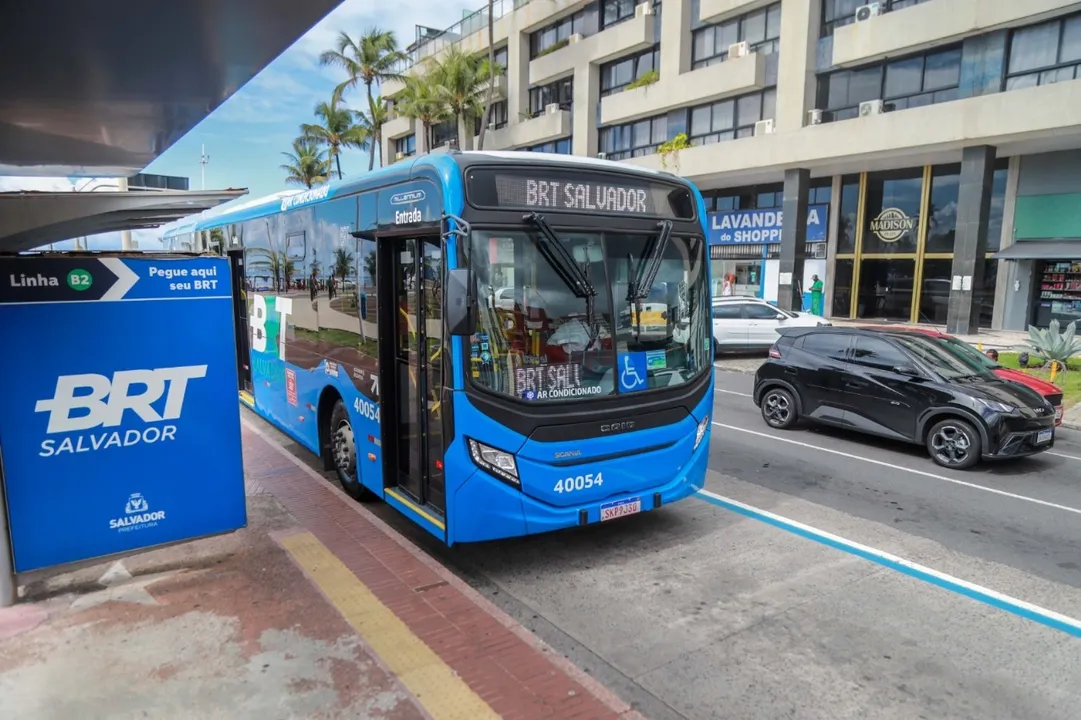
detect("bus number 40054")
[353,397,380,422]
[554,473,604,493]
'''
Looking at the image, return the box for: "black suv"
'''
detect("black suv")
[753,327,1057,470]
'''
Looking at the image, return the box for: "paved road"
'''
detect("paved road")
[257,372,1081,720]
[708,369,1081,591]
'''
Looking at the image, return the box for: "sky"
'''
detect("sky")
[0,0,475,251]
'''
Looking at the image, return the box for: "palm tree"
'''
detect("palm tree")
[247,249,294,292]
[320,29,408,171]
[363,251,377,286]
[334,246,355,286]
[280,137,330,188]
[398,76,450,153]
[364,98,390,168]
[477,0,499,150]
[426,47,495,151]
[301,98,369,179]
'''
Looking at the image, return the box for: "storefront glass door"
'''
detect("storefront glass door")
[856,258,916,320]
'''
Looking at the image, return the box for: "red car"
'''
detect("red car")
[889,328,1064,426]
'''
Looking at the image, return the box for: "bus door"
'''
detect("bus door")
[383,234,446,515]
[227,249,253,393]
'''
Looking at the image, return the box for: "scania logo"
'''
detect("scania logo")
[554,449,582,459]
[390,190,425,205]
[870,207,916,242]
[600,420,635,433]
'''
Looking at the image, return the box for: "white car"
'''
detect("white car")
[712,297,830,354]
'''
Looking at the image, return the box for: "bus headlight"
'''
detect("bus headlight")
[467,438,520,486]
[694,415,710,451]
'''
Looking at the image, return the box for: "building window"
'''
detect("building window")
[522,137,573,154]
[862,168,924,255]
[692,3,781,69]
[431,121,457,148]
[494,46,508,71]
[686,88,777,146]
[599,46,660,96]
[821,0,934,38]
[838,174,859,254]
[816,45,961,121]
[602,0,637,28]
[474,101,509,135]
[1005,13,1081,90]
[599,115,667,160]
[529,78,574,116]
[704,180,829,213]
[530,11,585,59]
[394,135,416,157]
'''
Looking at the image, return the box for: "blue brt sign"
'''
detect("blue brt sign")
[0,255,247,573]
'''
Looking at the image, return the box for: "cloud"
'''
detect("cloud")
[0,176,78,192]
[285,0,478,74]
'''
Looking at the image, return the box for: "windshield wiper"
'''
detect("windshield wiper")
[523,212,598,327]
[631,220,673,301]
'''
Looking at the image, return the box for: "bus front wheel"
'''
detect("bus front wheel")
[330,398,378,502]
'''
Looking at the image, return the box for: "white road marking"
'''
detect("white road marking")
[696,489,1081,639]
[1048,451,1081,461]
[714,388,752,397]
[712,422,1081,517]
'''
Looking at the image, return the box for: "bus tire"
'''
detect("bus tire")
[329,398,378,502]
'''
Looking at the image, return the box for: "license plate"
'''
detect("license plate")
[600,497,642,522]
[1036,429,1053,444]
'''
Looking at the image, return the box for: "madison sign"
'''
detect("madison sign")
[869,207,916,242]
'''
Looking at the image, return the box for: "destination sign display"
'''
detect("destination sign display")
[466,168,695,220]
[512,359,604,401]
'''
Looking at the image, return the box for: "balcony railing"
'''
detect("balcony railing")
[393,0,531,73]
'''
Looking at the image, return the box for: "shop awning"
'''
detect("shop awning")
[992,240,1081,260]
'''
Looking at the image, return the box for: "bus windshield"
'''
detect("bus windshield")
[468,229,710,402]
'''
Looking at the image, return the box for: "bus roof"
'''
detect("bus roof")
[185,151,689,233]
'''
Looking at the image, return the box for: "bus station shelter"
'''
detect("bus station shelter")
[0,0,346,604]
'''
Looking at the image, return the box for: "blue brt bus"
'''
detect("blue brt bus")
[164,151,714,544]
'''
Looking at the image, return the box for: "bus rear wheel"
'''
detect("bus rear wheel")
[329,398,377,502]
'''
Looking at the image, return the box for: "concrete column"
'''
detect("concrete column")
[507,23,530,131]
[991,155,1020,330]
[775,0,822,133]
[823,174,842,318]
[572,66,600,157]
[416,120,431,155]
[660,0,693,80]
[118,177,133,251]
[946,145,997,335]
[778,168,809,312]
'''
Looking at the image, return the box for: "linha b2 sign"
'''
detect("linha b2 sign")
[708,204,829,245]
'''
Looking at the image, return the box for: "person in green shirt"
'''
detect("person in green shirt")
[810,274,824,316]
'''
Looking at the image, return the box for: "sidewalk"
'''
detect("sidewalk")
[0,422,643,720]
[826,318,1029,351]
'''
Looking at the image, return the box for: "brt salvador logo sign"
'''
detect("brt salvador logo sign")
[870,207,916,242]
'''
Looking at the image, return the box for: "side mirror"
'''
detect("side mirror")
[446,267,473,336]
[895,363,922,378]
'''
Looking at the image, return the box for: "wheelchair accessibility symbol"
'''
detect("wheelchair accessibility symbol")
[618,352,648,393]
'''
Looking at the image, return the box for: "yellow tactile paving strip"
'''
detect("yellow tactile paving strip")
[279,531,499,720]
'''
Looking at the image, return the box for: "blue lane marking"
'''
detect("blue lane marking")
[695,490,1081,640]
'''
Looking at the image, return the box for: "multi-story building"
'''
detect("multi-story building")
[381,0,1081,334]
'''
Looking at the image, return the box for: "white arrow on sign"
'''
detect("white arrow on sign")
[99,258,140,301]
[370,374,380,398]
